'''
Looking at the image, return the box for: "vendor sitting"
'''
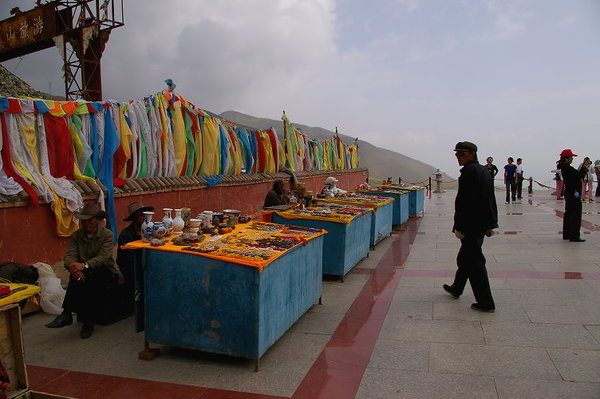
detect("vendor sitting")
[117,201,154,303]
[322,176,347,198]
[45,204,115,339]
[263,179,290,208]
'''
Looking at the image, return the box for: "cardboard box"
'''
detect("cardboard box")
[0,304,76,399]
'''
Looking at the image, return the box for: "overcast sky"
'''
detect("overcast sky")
[2,0,599,184]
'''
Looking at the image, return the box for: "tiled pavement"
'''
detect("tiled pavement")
[22,191,600,398]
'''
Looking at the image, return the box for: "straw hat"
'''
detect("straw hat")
[73,204,107,221]
[123,201,154,221]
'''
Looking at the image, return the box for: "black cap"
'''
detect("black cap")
[453,141,477,152]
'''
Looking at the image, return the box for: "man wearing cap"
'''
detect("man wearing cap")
[443,141,498,312]
[45,203,116,338]
[558,149,589,242]
[117,201,154,302]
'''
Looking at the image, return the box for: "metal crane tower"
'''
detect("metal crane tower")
[0,0,124,101]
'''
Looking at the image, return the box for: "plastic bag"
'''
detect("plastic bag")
[37,277,65,315]
[32,261,56,279]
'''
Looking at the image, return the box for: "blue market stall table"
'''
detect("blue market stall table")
[122,222,326,371]
[265,205,372,281]
[379,185,426,217]
[315,195,394,247]
[359,189,409,227]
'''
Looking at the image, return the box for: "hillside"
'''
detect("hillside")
[220,110,451,185]
[0,65,63,100]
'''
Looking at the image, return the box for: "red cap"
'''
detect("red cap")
[560,149,577,157]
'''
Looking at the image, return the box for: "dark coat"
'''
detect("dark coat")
[263,189,287,208]
[558,162,587,199]
[454,159,499,235]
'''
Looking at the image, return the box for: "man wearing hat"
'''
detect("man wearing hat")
[264,180,289,208]
[117,201,154,301]
[558,149,589,242]
[443,141,498,312]
[45,203,115,338]
[322,176,347,198]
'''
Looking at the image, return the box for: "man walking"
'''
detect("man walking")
[443,142,498,312]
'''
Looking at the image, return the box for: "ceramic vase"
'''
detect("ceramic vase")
[181,207,191,229]
[152,222,166,238]
[141,211,155,242]
[162,208,173,235]
[172,209,185,235]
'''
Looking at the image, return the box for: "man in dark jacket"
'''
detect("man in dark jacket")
[443,141,498,312]
[45,204,115,338]
[263,180,288,208]
[558,149,589,242]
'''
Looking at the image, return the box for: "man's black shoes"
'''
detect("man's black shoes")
[45,311,73,328]
[471,303,495,313]
[569,238,586,242]
[443,284,459,299]
[80,323,94,339]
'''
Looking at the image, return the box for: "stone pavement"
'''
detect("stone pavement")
[21,191,600,398]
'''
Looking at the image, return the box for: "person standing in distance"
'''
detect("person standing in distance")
[443,141,498,312]
[504,157,517,204]
[558,149,589,242]
[485,157,498,181]
[515,158,524,201]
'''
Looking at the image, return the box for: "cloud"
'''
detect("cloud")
[482,0,527,40]
[392,0,421,12]
[103,0,339,112]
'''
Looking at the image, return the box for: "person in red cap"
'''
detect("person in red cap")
[557,149,589,242]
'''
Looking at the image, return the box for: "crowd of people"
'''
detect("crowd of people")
[484,156,525,204]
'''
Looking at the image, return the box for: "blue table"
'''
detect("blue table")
[271,211,372,280]
[359,190,409,227]
[378,186,425,217]
[315,199,394,248]
[403,187,425,216]
[130,234,324,369]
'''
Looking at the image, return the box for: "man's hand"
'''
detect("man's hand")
[67,262,86,282]
[454,230,464,239]
[485,229,496,237]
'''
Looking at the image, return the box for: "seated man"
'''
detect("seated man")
[45,203,115,339]
[263,180,289,208]
[116,201,153,303]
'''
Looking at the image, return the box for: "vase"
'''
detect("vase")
[172,209,185,235]
[153,222,167,238]
[181,207,191,229]
[162,208,173,235]
[141,211,155,242]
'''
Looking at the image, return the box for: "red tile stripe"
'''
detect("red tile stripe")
[291,218,421,399]
[28,365,286,399]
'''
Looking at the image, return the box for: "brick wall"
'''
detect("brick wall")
[0,169,368,264]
